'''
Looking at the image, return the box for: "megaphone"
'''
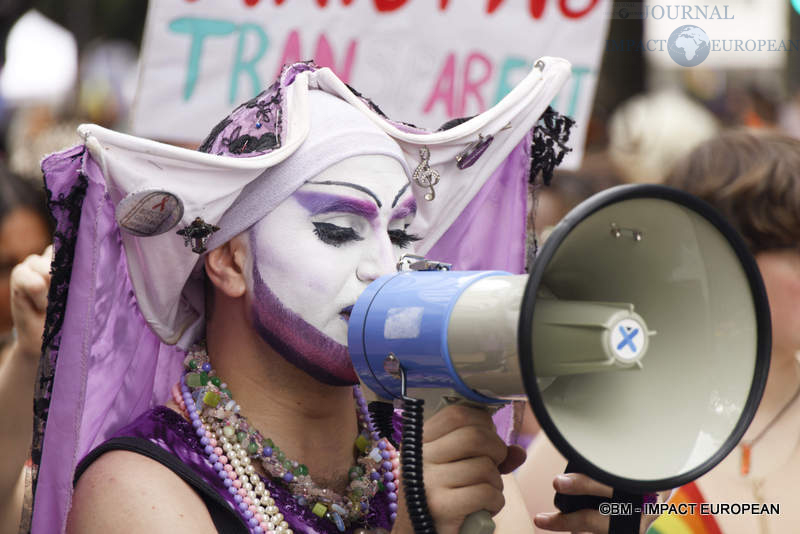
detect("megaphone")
[348,184,770,534]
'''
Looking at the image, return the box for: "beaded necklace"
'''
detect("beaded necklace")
[174,344,399,533]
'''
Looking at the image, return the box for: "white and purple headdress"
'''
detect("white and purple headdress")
[29,59,572,533]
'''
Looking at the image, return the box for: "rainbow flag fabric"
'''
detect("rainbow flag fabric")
[647,483,723,534]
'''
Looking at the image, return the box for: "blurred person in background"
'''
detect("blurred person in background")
[607,91,718,184]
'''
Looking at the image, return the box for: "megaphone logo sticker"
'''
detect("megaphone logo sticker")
[610,318,646,362]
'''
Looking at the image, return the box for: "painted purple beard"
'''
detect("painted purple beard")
[250,261,358,387]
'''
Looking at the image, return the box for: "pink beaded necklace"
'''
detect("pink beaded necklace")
[173,344,399,534]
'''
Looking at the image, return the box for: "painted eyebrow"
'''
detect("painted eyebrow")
[391,182,410,208]
[308,180,382,208]
[391,195,417,221]
[294,190,379,220]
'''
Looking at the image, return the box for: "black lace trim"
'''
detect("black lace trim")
[529,106,575,186]
[221,125,280,155]
[198,81,283,156]
[41,174,88,351]
[198,118,232,154]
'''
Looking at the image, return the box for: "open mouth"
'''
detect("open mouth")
[340,305,353,321]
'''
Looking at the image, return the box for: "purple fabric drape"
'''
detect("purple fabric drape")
[32,147,184,533]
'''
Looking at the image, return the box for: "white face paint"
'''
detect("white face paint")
[247,155,417,385]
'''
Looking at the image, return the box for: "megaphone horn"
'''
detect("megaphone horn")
[348,184,771,534]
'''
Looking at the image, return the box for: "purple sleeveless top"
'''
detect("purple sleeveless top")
[92,406,394,534]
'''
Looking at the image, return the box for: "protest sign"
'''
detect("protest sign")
[132,0,610,167]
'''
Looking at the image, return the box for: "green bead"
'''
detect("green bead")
[222,425,235,438]
[221,388,232,397]
[349,466,363,479]
[188,359,198,370]
[277,450,286,462]
[312,503,328,518]
[202,390,220,407]
[283,460,292,470]
[377,481,385,492]
[236,431,247,443]
[354,434,369,453]
[185,372,202,388]
[199,371,209,385]
[210,376,222,387]
[351,488,363,499]
[294,464,308,476]
[248,441,259,455]
[264,438,275,449]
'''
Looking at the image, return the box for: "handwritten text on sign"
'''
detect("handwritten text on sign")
[133,0,610,167]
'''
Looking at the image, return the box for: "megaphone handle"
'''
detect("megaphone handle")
[459,510,495,534]
[554,460,644,534]
[396,364,497,534]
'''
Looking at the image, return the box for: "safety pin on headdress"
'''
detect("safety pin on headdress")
[413,146,440,201]
[454,123,512,170]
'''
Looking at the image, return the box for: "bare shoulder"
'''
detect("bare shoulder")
[67,449,217,534]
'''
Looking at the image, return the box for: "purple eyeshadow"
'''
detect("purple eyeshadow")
[390,196,417,221]
[294,191,378,220]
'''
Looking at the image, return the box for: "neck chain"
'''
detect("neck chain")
[740,383,800,476]
[173,343,399,533]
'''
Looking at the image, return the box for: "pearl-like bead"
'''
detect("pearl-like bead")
[273,513,283,523]
[245,464,255,474]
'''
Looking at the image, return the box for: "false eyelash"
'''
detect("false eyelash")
[388,229,422,249]
[312,222,363,246]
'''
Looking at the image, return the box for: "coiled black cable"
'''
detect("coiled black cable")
[368,401,398,448]
[401,394,437,534]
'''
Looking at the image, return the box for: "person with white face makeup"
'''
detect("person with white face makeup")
[61,88,531,534]
[30,61,622,534]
